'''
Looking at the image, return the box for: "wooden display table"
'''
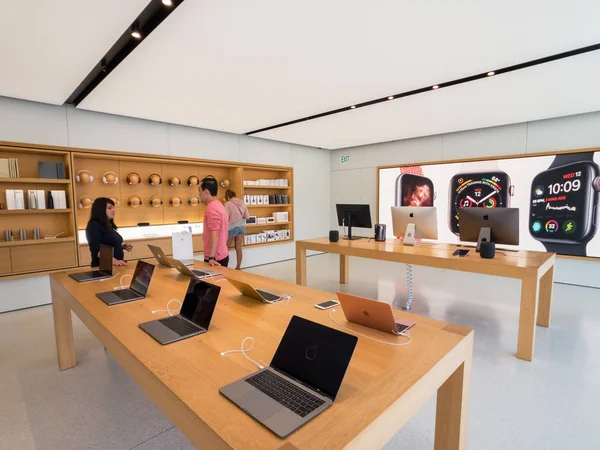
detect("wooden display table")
[51,262,473,449]
[296,238,555,362]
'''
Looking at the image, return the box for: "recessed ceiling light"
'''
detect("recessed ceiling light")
[162,0,173,5]
[487,71,495,76]
[131,24,142,39]
[432,85,439,90]
[388,96,394,100]
[350,105,356,109]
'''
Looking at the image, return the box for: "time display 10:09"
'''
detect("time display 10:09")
[546,171,582,195]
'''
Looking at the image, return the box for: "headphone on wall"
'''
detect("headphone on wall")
[169,176,181,186]
[149,195,164,207]
[108,196,120,207]
[127,195,142,207]
[188,176,200,187]
[76,170,94,183]
[148,174,162,186]
[126,173,141,185]
[188,196,199,206]
[102,171,119,184]
[170,196,182,207]
[78,196,93,209]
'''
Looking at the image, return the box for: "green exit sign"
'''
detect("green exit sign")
[340,155,350,164]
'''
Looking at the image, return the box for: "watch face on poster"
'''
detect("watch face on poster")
[529,161,600,244]
[395,174,434,207]
[448,171,512,235]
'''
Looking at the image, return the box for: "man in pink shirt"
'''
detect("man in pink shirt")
[199,176,229,267]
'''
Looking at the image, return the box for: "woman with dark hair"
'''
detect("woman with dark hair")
[86,197,132,267]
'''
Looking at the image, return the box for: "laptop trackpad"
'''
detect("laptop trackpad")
[238,389,283,420]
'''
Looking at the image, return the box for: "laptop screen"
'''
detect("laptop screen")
[270,316,358,399]
[180,279,221,329]
[99,245,114,273]
[129,261,155,296]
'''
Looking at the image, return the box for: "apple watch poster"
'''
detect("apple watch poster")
[378,150,600,257]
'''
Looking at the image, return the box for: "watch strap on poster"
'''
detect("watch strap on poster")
[550,152,594,168]
[544,242,587,257]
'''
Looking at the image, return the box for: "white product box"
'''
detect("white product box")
[263,195,269,204]
[257,195,263,205]
[250,195,257,205]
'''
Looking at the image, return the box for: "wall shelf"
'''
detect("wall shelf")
[0,177,70,184]
[244,239,293,248]
[0,208,72,215]
[247,204,292,208]
[243,186,291,190]
[246,221,291,228]
[0,236,75,248]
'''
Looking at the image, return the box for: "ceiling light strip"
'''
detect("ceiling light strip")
[246,42,600,136]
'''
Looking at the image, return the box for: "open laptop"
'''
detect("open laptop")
[220,316,357,438]
[336,292,416,335]
[225,277,285,303]
[69,245,113,282]
[96,260,155,306]
[168,257,221,280]
[139,278,221,345]
[147,243,195,266]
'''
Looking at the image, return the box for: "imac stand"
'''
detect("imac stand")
[403,223,417,246]
[476,227,491,252]
[343,215,361,241]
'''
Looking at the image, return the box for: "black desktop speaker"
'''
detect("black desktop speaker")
[329,230,339,243]
[480,241,496,259]
[374,224,386,242]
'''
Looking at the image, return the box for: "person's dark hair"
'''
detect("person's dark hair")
[225,189,236,200]
[88,197,117,230]
[200,175,218,196]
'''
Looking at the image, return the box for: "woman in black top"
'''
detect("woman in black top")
[86,197,132,267]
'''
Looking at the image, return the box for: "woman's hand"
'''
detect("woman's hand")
[113,258,128,267]
[123,244,133,252]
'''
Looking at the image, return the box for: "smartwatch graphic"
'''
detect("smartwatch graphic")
[529,152,600,257]
[448,161,514,235]
[395,166,434,207]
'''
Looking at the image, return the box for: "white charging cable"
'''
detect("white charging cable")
[328,309,412,346]
[263,294,292,305]
[113,273,132,290]
[151,298,182,316]
[220,337,268,369]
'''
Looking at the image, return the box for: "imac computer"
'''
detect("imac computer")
[458,207,520,251]
[391,206,438,245]
[336,204,372,240]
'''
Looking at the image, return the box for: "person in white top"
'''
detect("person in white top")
[224,190,249,270]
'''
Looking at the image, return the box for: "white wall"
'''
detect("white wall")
[330,112,600,288]
[0,96,330,312]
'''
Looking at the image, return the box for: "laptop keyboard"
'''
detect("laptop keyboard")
[256,289,281,302]
[245,370,325,417]
[115,289,140,300]
[159,316,200,337]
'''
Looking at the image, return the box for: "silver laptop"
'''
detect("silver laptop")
[225,277,285,303]
[220,316,358,438]
[69,245,113,282]
[168,257,221,280]
[96,260,155,306]
[147,243,195,266]
[139,278,221,345]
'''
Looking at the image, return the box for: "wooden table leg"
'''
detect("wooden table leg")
[296,243,307,286]
[51,285,76,371]
[434,336,473,450]
[537,265,554,328]
[340,254,349,284]
[517,276,539,362]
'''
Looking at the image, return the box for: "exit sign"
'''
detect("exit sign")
[340,155,350,164]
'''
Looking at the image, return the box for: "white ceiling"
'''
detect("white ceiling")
[255,51,600,148]
[0,0,149,105]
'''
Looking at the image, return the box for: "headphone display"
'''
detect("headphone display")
[169,176,181,186]
[149,195,164,207]
[128,195,142,207]
[108,196,120,207]
[148,174,162,186]
[170,196,182,207]
[188,196,199,206]
[188,176,200,187]
[126,173,141,185]
[78,196,93,209]
[76,170,94,183]
[102,171,119,184]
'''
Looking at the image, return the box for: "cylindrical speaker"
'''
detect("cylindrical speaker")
[480,241,496,259]
[329,230,339,243]
[374,224,386,242]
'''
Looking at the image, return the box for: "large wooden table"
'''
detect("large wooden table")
[51,261,473,449]
[296,238,556,362]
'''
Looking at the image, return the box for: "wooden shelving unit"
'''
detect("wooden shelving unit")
[246,221,291,228]
[0,177,71,184]
[248,204,292,208]
[244,239,293,248]
[0,236,75,248]
[243,186,291,190]
[0,208,72,215]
